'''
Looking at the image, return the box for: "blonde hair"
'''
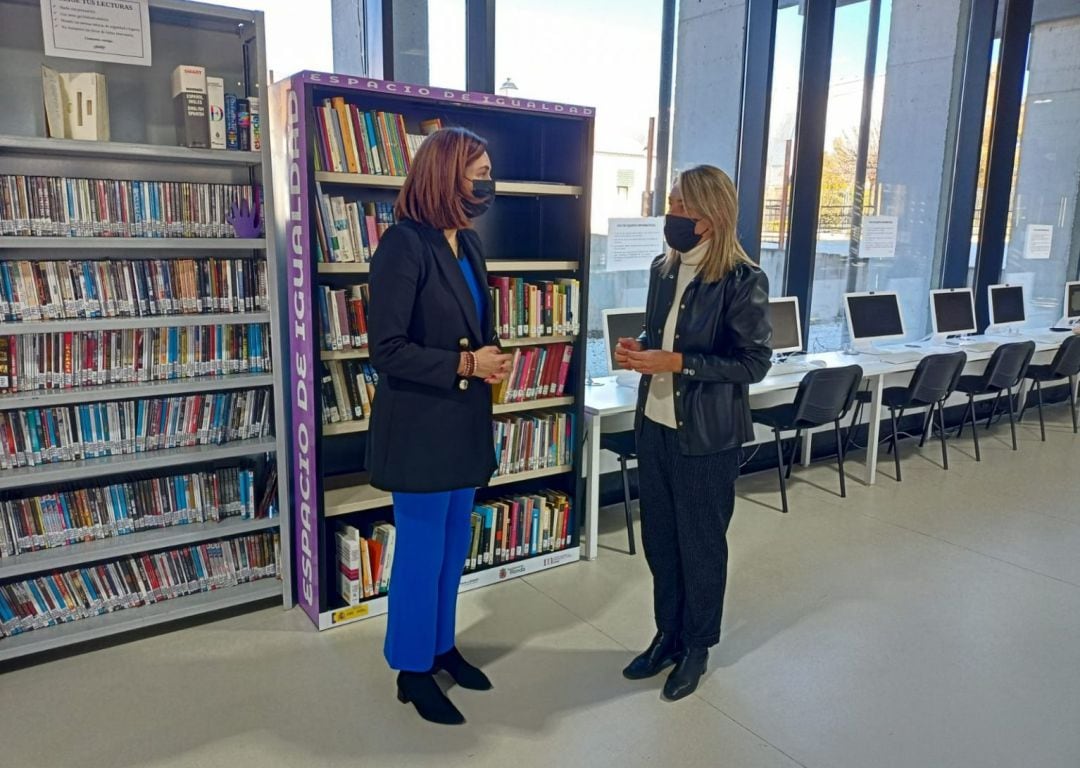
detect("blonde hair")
[663,165,753,284]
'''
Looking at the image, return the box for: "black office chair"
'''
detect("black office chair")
[955,341,1036,457]
[599,430,638,555]
[751,365,863,514]
[844,352,967,481]
[1019,334,1080,440]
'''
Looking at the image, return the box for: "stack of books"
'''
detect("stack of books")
[320,361,376,425]
[0,258,269,321]
[492,412,574,477]
[0,466,267,558]
[466,490,573,571]
[312,187,395,264]
[0,531,280,638]
[488,277,581,339]
[492,342,573,405]
[314,100,439,176]
[0,176,258,239]
[318,285,369,351]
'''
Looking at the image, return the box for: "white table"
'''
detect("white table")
[580,331,1074,560]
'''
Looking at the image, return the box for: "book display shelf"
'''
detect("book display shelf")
[0,0,291,661]
[269,72,594,630]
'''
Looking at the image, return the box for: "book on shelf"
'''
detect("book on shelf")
[492,412,574,477]
[311,183,395,264]
[314,101,433,177]
[321,361,376,425]
[0,465,268,559]
[467,490,573,571]
[0,323,271,394]
[336,520,394,604]
[487,277,581,340]
[0,258,269,322]
[318,284,369,351]
[0,388,271,469]
[0,176,258,239]
[171,65,210,149]
[492,342,574,405]
[0,530,279,639]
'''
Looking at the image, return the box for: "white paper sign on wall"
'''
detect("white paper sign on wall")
[859,216,899,259]
[41,0,152,67]
[1023,224,1053,260]
[607,217,665,273]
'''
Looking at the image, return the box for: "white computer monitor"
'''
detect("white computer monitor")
[1064,282,1080,323]
[988,284,1026,329]
[768,297,803,355]
[844,291,906,350]
[930,288,977,338]
[602,308,646,376]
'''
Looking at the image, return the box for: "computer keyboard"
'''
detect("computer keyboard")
[769,362,813,376]
[961,342,998,353]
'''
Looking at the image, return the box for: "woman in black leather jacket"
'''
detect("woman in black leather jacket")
[615,164,772,701]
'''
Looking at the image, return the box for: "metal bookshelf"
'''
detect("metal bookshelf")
[270,72,593,631]
[0,373,275,410]
[1,312,271,336]
[0,0,292,659]
[0,579,281,662]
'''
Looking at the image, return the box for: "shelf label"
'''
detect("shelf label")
[41,0,153,67]
[333,604,370,623]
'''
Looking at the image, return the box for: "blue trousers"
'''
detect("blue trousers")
[384,488,476,672]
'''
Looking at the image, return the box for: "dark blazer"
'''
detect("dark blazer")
[634,256,772,455]
[366,218,499,492]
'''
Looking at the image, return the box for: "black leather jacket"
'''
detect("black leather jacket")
[634,255,772,455]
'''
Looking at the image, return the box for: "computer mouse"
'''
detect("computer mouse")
[808,360,827,368]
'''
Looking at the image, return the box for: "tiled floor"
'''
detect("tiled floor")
[3,409,1079,768]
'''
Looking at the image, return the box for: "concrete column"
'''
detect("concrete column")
[864,0,969,338]
[331,0,429,83]
[670,0,748,179]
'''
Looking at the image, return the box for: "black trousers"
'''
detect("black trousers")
[637,417,739,649]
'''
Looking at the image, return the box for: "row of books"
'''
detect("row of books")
[488,277,581,339]
[0,324,272,394]
[321,360,377,425]
[493,412,575,478]
[333,490,574,606]
[0,176,258,239]
[336,521,394,603]
[467,491,574,571]
[312,186,395,263]
[0,389,272,469]
[0,258,269,323]
[0,465,271,558]
[318,284,369,351]
[314,99,438,177]
[492,343,574,405]
[0,531,280,638]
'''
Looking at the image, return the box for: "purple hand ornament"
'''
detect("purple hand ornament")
[227,198,264,238]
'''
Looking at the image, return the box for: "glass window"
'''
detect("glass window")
[428,0,466,90]
[807,0,966,350]
[759,3,807,297]
[495,0,663,378]
[998,14,1080,328]
[228,0,334,81]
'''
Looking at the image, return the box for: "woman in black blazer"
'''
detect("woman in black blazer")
[367,127,511,725]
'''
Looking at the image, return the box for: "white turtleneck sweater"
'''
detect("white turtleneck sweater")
[644,240,708,428]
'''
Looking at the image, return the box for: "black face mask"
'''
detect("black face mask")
[664,214,703,253]
[464,179,496,219]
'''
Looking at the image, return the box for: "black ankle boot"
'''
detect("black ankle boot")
[396,671,465,725]
[433,647,492,691]
[662,647,708,701]
[623,631,682,680]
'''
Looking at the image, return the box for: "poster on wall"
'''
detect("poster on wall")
[41,0,152,66]
[859,216,899,259]
[607,217,665,272]
[1023,224,1053,260]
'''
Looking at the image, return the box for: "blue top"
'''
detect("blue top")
[457,254,485,326]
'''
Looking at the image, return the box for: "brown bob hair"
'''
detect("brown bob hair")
[394,126,489,230]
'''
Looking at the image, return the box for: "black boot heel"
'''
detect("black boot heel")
[396,672,465,725]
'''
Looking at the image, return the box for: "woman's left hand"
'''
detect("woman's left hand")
[625,349,683,375]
